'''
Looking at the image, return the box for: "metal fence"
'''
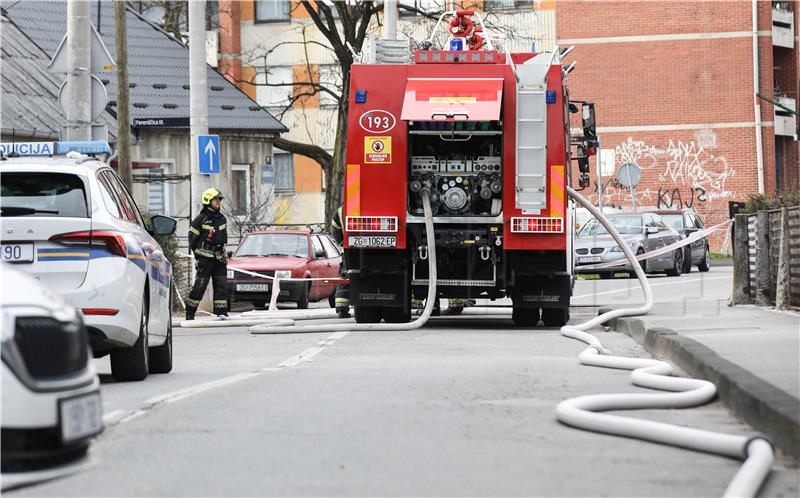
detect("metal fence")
[733,207,800,309]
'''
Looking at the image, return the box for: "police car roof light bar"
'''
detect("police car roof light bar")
[56,141,111,155]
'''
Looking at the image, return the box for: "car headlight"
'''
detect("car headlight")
[227,269,234,279]
[610,245,622,252]
[274,270,291,279]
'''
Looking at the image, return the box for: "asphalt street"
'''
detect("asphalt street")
[9,266,800,496]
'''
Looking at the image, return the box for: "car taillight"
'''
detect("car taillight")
[50,230,128,257]
[346,216,398,233]
[510,217,564,233]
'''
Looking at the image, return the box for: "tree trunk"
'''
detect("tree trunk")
[325,72,350,231]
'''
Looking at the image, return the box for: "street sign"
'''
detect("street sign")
[48,24,115,73]
[598,149,616,176]
[58,75,108,121]
[617,163,642,188]
[198,135,220,174]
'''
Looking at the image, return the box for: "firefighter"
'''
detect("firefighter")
[185,188,229,321]
[330,207,351,318]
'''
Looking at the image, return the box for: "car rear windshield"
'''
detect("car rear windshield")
[0,172,89,218]
[236,233,309,258]
[579,216,643,236]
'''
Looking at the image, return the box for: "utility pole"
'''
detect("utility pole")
[189,0,210,212]
[66,0,92,141]
[383,0,397,40]
[115,0,133,191]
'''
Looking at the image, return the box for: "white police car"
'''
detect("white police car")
[0,141,176,381]
[2,265,101,487]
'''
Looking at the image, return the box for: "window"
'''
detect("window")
[103,171,143,226]
[311,235,325,259]
[274,153,295,193]
[146,165,170,215]
[235,233,309,258]
[255,66,293,108]
[231,164,252,217]
[485,0,533,10]
[0,173,88,218]
[320,235,340,258]
[684,214,696,229]
[399,0,440,16]
[97,173,122,218]
[692,214,704,229]
[319,65,342,108]
[255,0,289,22]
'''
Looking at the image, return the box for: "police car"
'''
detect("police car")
[2,266,101,486]
[0,141,176,381]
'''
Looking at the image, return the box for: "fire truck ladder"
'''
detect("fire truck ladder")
[514,53,552,213]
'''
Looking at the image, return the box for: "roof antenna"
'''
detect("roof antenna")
[8,128,19,158]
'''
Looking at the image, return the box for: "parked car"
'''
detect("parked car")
[0,143,177,381]
[227,230,342,309]
[651,209,711,273]
[574,213,684,278]
[1,265,102,486]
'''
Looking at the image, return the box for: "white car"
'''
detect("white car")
[1,265,102,487]
[0,141,176,381]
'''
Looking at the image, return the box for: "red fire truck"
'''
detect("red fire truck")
[342,10,597,326]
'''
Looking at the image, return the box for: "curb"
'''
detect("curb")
[609,314,800,460]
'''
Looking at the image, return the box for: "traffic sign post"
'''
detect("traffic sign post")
[197,135,220,174]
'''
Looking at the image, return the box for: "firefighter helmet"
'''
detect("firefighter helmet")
[201,187,224,205]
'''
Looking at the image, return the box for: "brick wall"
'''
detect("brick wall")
[558,0,799,252]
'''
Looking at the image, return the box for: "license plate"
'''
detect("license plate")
[348,235,396,248]
[1,243,34,263]
[59,392,102,444]
[579,256,602,264]
[237,283,270,292]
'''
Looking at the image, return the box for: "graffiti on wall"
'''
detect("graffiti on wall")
[585,136,736,210]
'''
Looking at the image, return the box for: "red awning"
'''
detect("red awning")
[400,78,503,121]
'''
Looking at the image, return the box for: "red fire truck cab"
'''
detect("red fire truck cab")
[342,11,596,327]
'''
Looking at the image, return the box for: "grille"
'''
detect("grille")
[233,269,274,279]
[575,248,588,255]
[14,317,88,379]
[1,428,89,472]
[590,248,605,254]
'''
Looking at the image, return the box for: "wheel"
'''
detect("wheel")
[354,306,382,324]
[328,291,336,308]
[698,245,711,272]
[149,312,172,374]
[600,272,613,279]
[111,293,149,381]
[629,248,646,278]
[297,282,309,309]
[541,307,570,327]
[383,305,411,323]
[682,246,692,274]
[512,307,540,327]
[665,249,683,277]
[252,300,267,309]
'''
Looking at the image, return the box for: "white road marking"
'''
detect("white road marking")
[107,331,351,427]
[573,276,730,300]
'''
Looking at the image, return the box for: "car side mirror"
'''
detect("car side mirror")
[646,227,659,235]
[150,215,177,236]
[315,248,326,259]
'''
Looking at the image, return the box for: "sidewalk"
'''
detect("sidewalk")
[611,302,800,460]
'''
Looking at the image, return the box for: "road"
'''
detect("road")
[9,266,799,496]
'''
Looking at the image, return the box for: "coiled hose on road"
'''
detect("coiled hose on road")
[562,186,773,498]
[182,187,774,496]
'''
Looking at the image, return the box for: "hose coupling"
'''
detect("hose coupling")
[419,245,428,260]
[743,433,774,458]
[479,246,491,261]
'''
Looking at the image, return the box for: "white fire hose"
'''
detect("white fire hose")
[563,186,773,498]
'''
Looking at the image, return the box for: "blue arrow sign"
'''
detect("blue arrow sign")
[198,135,220,174]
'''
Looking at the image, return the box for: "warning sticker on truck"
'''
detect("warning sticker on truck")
[364,136,391,164]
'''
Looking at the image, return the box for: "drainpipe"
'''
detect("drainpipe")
[752,0,765,194]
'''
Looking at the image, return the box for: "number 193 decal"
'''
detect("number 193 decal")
[359,110,396,133]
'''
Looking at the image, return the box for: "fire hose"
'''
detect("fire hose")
[562,186,773,498]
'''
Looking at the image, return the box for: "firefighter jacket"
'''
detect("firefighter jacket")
[331,207,344,245]
[189,207,228,261]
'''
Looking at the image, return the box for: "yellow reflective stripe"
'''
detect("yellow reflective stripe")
[346,164,361,217]
[201,224,213,230]
[186,298,200,305]
[189,227,200,235]
[195,249,215,257]
[213,300,227,304]
[549,165,565,218]
[218,224,226,230]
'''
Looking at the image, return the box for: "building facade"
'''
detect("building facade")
[558,0,799,252]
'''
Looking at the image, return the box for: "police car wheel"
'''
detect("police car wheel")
[149,312,173,374]
[111,293,150,382]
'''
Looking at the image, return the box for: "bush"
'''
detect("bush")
[146,212,183,310]
[741,189,800,213]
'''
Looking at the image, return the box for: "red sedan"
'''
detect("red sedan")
[227,230,342,309]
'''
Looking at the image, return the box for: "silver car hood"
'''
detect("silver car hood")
[574,234,642,249]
